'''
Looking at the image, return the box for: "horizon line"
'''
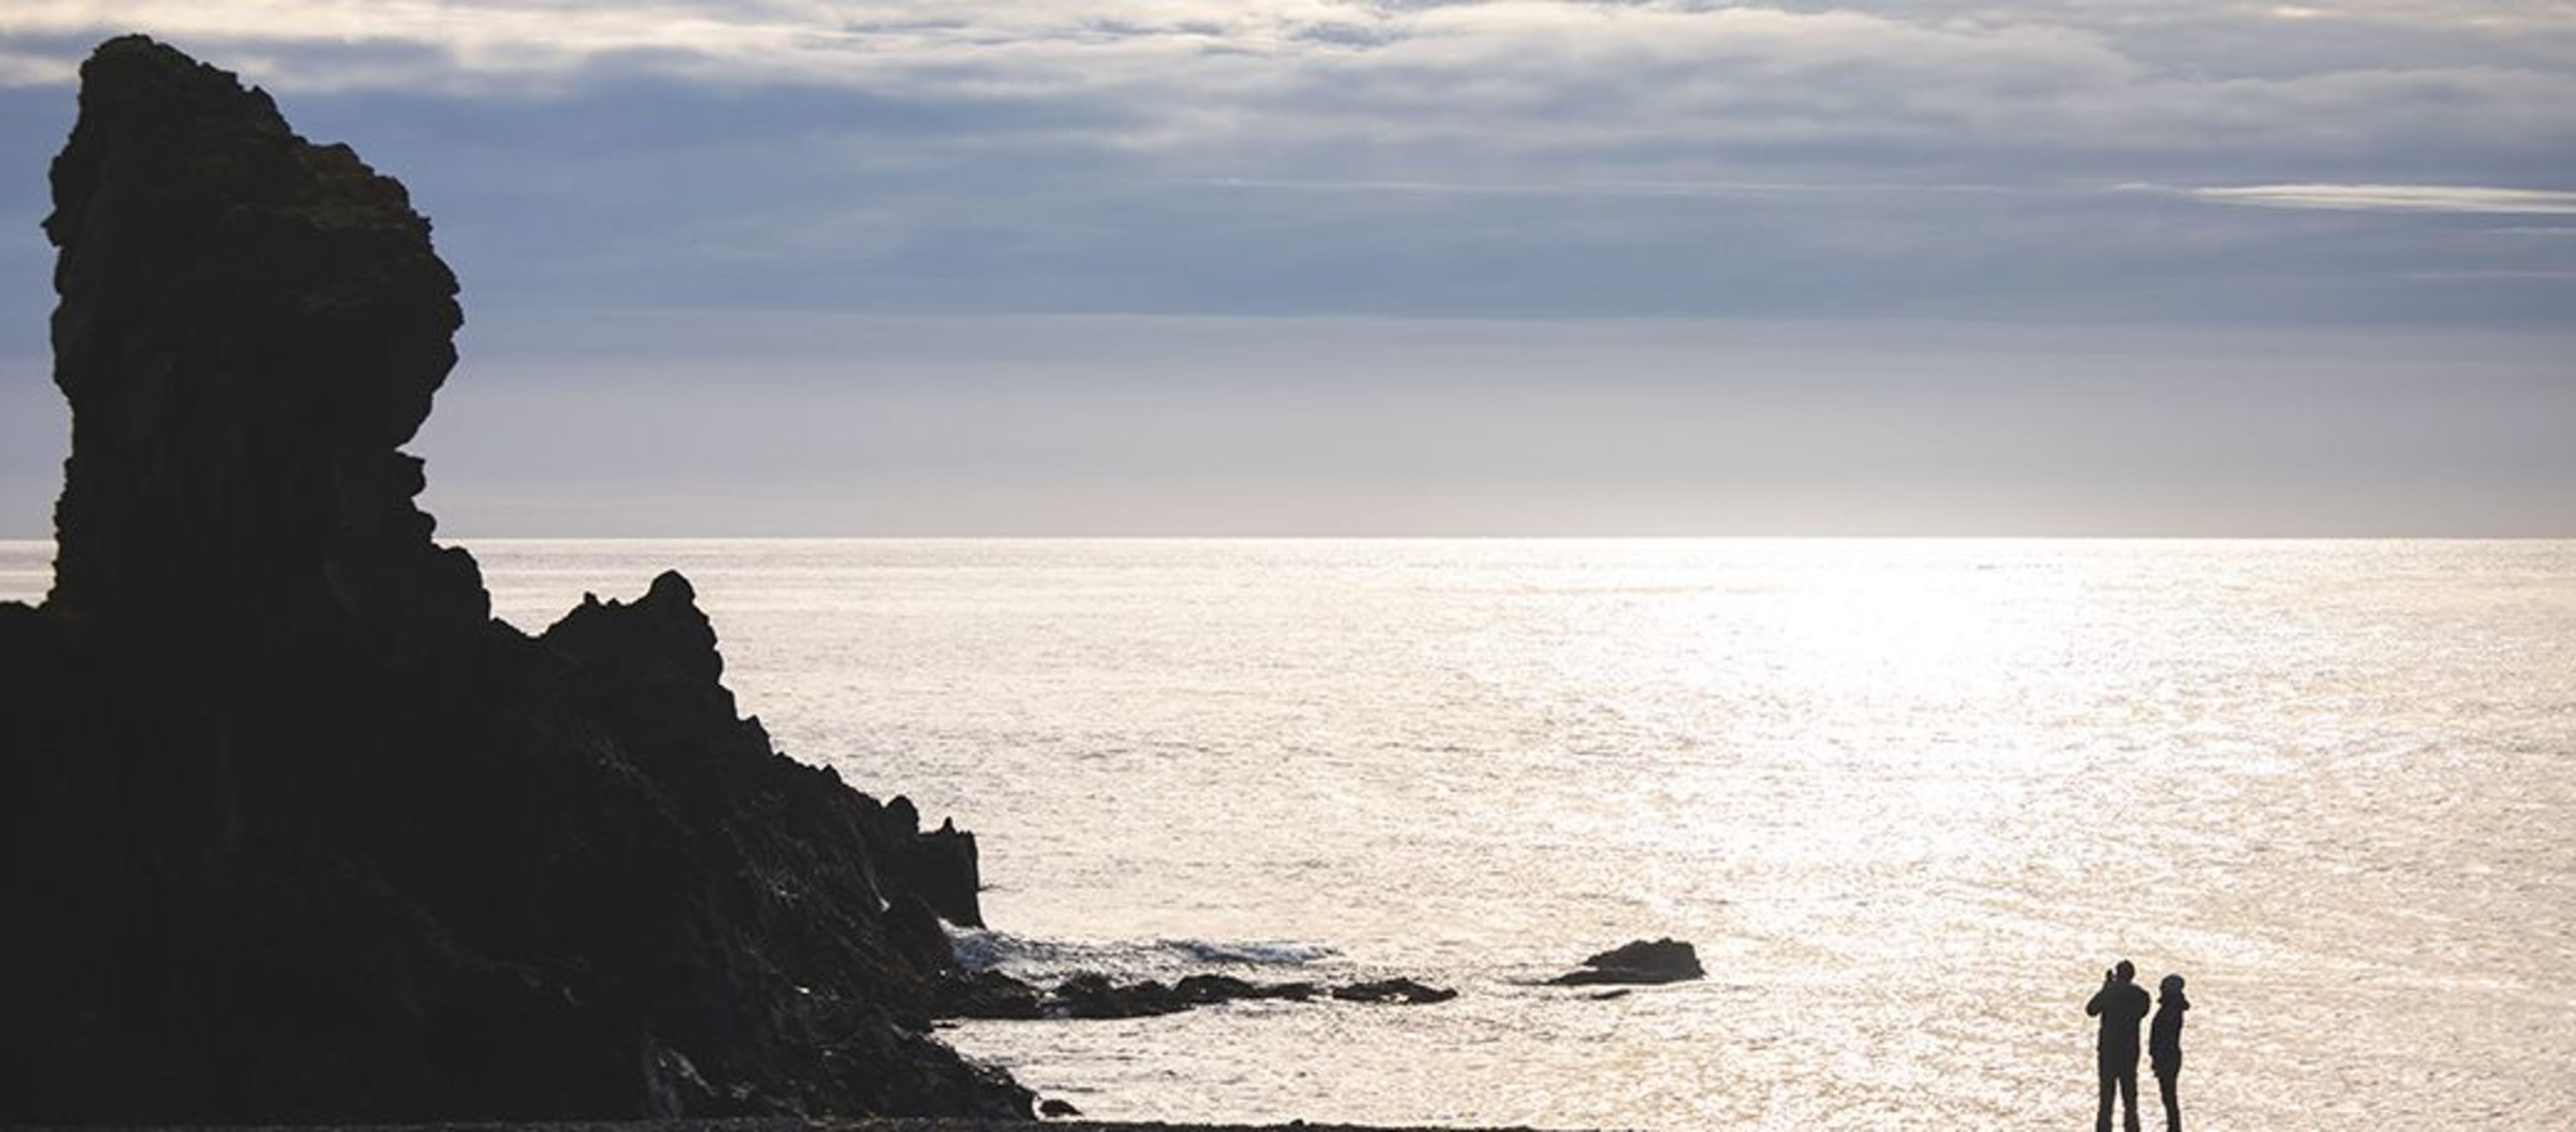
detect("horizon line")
[9,532,2576,544]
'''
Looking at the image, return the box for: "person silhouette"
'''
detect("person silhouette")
[2086,959,2152,1132]
[2151,973,2190,1132]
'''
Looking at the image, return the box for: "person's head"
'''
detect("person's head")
[2114,960,2136,983]
[2159,973,2185,995]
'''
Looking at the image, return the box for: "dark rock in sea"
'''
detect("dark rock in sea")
[1330,978,1460,1005]
[1175,973,1268,1003]
[935,968,1442,1021]
[1262,980,1323,1002]
[0,36,1027,1124]
[1038,1096,1084,1118]
[1055,972,1191,1019]
[1550,939,1706,986]
[936,968,1051,1021]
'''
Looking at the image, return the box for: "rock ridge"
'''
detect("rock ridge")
[0,36,1023,1123]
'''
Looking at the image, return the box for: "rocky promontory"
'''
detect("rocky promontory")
[0,36,1024,1123]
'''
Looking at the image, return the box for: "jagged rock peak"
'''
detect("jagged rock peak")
[44,35,482,647]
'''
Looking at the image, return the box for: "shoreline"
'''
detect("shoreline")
[17,1123,1576,1132]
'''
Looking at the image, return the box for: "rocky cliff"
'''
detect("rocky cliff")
[0,36,1025,1123]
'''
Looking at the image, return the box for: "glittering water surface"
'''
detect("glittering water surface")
[7,539,2572,1129]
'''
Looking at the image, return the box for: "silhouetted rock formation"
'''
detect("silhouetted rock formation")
[42,35,483,659]
[0,36,1026,1123]
[1548,939,1705,986]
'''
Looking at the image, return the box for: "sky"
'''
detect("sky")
[0,1,2571,535]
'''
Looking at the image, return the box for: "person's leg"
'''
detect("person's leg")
[2097,1064,2116,1132]
[2119,1066,2140,1132]
[2157,1070,2180,1132]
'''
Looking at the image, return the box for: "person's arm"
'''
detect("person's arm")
[2086,988,2106,1016]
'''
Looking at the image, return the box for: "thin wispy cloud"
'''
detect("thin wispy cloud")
[0,44,73,85]
[1200,177,2021,199]
[2405,268,2576,280]
[2186,183,2576,215]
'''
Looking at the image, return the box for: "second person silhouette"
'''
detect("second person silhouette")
[2151,973,2190,1132]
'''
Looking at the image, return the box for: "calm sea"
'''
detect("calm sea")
[5,539,2571,1129]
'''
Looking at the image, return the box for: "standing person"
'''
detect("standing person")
[2086,960,2153,1132]
[2151,974,2191,1132]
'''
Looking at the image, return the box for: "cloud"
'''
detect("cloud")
[2183,183,2576,214]
[0,46,72,86]
[1,3,2569,327]
[4,1,2570,174]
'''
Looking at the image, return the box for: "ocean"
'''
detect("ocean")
[6,538,2570,1129]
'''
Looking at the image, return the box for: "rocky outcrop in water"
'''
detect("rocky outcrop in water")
[1548,939,1705,986]
[0,36,1024,1123]
[934,969,1456,1021]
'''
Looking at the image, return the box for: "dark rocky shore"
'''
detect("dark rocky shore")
[0,37,1024,1123]
[38,1123,1560,1132]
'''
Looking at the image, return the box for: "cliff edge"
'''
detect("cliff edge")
[0,36,1023,1123]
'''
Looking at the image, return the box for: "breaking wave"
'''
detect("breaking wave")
[950,928,1338,976]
